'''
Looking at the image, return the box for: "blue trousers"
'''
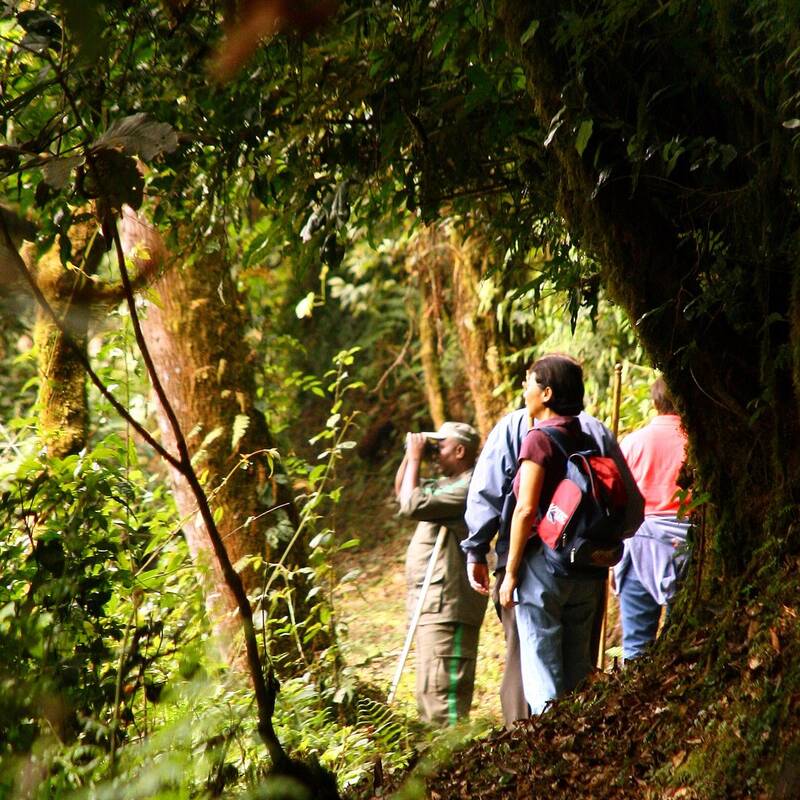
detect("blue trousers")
[618,566,662,661]
[514,547,602,715]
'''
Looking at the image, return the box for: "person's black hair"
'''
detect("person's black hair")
[529,354,585,416]
[651,377,677,415]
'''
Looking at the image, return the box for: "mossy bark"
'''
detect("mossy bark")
[499,1,800,575]
[494,4,800,795]
[129,230,308,661]
[412,226,449,428]
[32,226,104,459]
[449,228,512,439]
[418,289,447,429]
[34,304,88,459]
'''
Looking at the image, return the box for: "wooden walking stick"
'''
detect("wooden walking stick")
[386,525,448,704]
[595,362,623,670]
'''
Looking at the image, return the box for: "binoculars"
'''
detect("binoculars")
[422,439,440,458]
[404,435,440,458]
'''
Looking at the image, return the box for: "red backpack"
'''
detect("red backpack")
[535,427,630,579]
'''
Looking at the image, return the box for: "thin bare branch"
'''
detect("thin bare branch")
[109,215,288,767]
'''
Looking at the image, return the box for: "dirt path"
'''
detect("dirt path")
[332,493,507,726]
[331,484,623,730]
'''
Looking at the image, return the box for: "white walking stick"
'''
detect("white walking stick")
[386,525,448,704]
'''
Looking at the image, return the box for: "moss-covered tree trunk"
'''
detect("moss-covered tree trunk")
[412,227,448,428]
[123,221,306,660]
[490,4,800,795]
[499,1,800,574]
[449,227,512,439]
[34,292,88,459]
[31,225,105,458]
[418,290,447,429]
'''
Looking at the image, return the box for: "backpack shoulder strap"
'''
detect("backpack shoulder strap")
[537,425,592,457]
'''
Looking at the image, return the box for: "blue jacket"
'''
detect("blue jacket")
[462,409,644,570]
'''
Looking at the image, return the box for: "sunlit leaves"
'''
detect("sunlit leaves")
[295,291,316,318]
[0,434,198,772]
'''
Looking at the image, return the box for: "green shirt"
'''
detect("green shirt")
[400,468,488,627]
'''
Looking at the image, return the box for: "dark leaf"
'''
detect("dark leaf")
[17,9,61,40]
[34,179,52,206]
[19,32,55,53]
[42,155,83,189]
[58,0,104,62]
[83,149,144,210]
[58,229,73,266]
[35,538,65,576]
[320,231,344,268]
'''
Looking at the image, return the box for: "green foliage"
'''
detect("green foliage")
[0,311,37,449]
[0,433,205,794]
[491,286,656,433]
[262,349,366,660]
[10,0,780,796]
[0,338,425,798]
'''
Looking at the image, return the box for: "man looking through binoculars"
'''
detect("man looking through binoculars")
[394,422,488,725]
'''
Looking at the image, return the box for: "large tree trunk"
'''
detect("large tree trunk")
[417,290,447,429]
[449,226,512,439]
[411,223,514,435]
[499,1,800,575]
[411,227,449,428]
[32,225,105,458]
[33,290,88,459]
[487,4,800,795]
[122,218,306,660]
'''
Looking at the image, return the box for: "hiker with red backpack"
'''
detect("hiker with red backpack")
[498,355,636,715]
[463,354,643,725]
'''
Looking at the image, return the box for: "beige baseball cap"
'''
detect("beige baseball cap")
[423,421,479,446]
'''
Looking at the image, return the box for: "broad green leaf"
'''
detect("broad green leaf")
[575,119,593,156]
[338,538,360,551]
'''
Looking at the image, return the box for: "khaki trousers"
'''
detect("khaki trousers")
[492,569,530,728]
[415,622,480,725]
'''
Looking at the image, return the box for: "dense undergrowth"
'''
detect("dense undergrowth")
[0,349,426,798]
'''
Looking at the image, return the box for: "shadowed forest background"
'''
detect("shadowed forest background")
[1,1,799,798]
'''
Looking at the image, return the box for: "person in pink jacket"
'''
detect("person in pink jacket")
[615,377,691,660]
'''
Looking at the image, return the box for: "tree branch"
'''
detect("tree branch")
[108,214,288,767]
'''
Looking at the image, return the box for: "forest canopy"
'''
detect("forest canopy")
[1,1,799,798]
